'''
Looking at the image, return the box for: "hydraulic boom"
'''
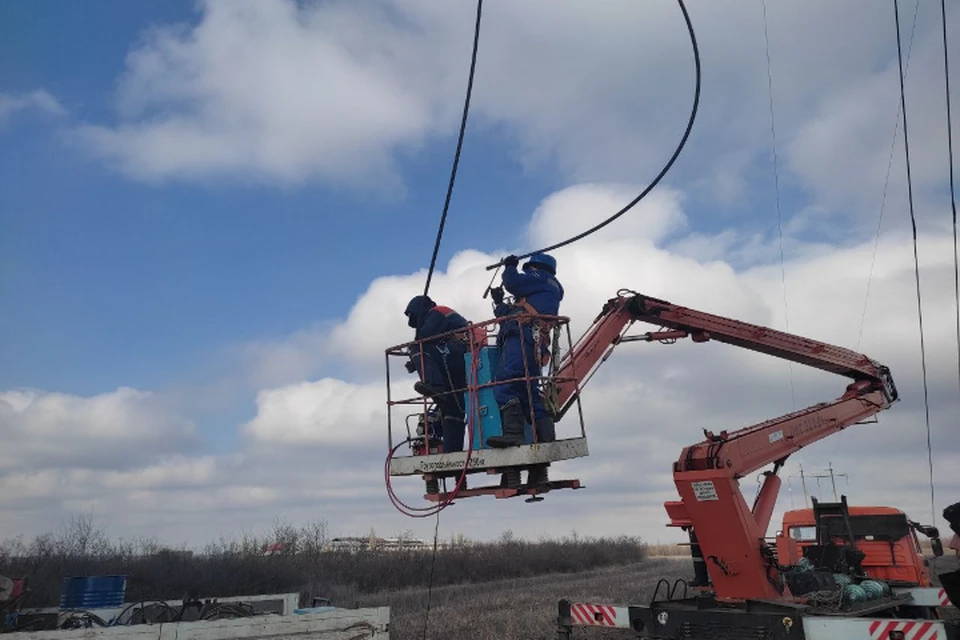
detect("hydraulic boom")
[550,290,898,601]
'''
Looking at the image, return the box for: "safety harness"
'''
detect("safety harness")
[503,296,556,368]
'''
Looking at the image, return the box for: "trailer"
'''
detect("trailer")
[2,605,389,639]
[557,594,956,639]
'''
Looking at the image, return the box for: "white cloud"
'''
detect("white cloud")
[4,183,959,547]
[0,90,66,125]
[241,378,388,447]
[0,387,199,473]
[72,0,960,230]
[75,0,441,187]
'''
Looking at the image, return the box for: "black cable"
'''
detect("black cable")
[423,0,483,297]
[420,512,441,640]
[893,0,935,525]
[942,0,960,415]
[419,10,482,635]
[485,0,700,271]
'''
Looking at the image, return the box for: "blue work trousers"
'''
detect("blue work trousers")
[420,342,467,452]
[493,324,549,424]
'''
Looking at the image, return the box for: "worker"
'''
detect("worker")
[945,501,960,557]
[403,295,470,453]
[942,501,960,606]
[485,252,564,487]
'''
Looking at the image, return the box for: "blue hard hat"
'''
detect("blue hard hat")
[524,252,556,275]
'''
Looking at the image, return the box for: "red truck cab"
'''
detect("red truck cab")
[776,505,938,587]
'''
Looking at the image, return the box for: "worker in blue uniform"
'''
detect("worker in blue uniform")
[404,295,471,453]
[942,501,960,605]
[485,252,564,487]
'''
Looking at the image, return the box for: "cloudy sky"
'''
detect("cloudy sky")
[2,0,959,549]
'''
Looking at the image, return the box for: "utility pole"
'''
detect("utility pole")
[799,462,809,508]
[807,462,849,501]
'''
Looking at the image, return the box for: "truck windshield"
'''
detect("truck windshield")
[789,526,817,541]
[790,514,911,543]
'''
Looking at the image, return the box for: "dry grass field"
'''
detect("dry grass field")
[365,556,959,639]
[349,557,692,640]
[2,516,955,639]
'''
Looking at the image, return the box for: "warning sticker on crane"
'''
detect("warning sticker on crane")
[691,481,719,501]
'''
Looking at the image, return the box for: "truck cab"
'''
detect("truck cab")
[776,505,941,587]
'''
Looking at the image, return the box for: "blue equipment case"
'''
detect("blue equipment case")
[464,346,533,450]
[60,575,127,609]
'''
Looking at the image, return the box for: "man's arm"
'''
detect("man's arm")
[501,265,547,297]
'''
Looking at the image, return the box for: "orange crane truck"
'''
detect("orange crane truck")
[542,291,958,639]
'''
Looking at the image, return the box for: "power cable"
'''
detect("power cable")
[760,0,796,412]
[857,0,921,351]
[423,0,483,297]
[941,0,960,410]
[410,4,481,633]
[484,0,701,272]
[893,0,935,525]
[420,513,441,640]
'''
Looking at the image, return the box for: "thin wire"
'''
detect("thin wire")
[858,0,921,351]
[421,512,441,640]
[760,0,795,411]
[484,0,700,271]
[893,0,935,525]
[942,0,960,417]
[423,0,483,297]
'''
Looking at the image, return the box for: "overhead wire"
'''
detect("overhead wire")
[484,0,701,271]
[760,0,796,413]
[857,0,921,351]
[423,0,484,297]
[406,2,483,636]
[892,0,935,525]
[941,0,960,412]
[410,0,696,634]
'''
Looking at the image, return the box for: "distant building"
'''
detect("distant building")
[325,536,434,552]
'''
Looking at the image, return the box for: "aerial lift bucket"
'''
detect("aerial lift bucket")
[384,314,589,503]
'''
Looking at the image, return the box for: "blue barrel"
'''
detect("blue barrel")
[465,346,535,449]
[60,575,127,609]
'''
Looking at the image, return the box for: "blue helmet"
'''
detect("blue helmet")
[524,252,557,275]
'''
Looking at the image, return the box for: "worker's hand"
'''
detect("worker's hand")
[404,360,417,373]
[503,254,520,268]
[490,286,505,305]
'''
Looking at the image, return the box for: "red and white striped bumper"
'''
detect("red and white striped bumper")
[892,587,952,608]
[803,616,950,640]
[568,602,631,628]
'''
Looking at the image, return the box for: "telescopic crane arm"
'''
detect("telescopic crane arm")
[550,291,898,601]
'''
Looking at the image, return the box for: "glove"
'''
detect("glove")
[404,360,417,373]
[503,254,520,268]
[490,286,505,305]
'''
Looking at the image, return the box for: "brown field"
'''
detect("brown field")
[645,543,688,557]
[366,556,958,639]
[2,516,956,639]
[350,557,692,640]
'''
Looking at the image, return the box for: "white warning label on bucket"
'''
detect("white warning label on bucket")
[692,481,719,501]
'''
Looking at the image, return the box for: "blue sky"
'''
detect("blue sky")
[1,0,958,546]
[1,1,566,398]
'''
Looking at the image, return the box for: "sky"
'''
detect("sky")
[1,0,959,550]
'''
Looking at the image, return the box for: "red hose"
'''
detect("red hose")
[384,337,483,518]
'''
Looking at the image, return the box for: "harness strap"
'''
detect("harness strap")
[510,297,555,367]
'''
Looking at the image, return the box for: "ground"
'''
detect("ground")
[351,556,960,640]
[352,557,691,640]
